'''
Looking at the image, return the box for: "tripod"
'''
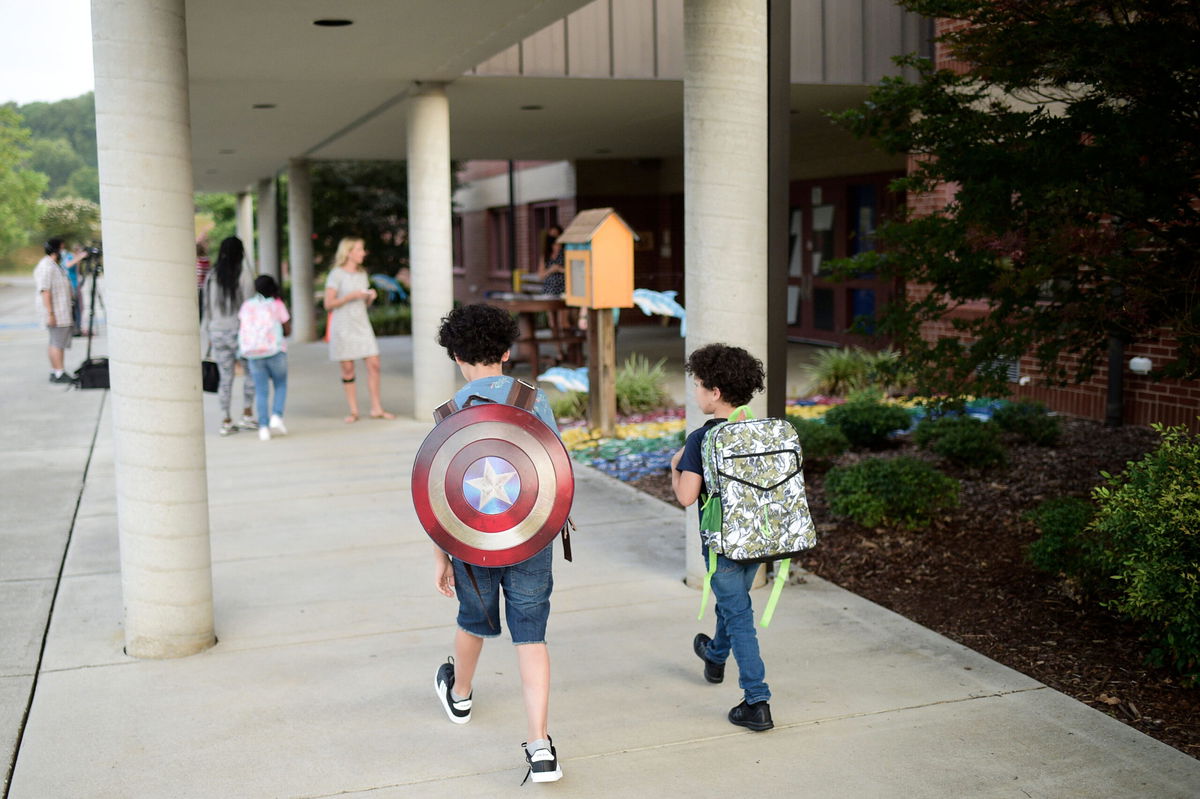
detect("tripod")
[75,252,109,389]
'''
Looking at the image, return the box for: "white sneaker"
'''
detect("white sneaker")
[269,414,287,435]
[238,415,258,430]
[522,739,562,784]
[258,426,271,441]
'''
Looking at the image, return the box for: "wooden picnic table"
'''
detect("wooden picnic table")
[482,293,584,371]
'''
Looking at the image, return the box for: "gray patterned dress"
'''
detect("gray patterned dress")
[325,267,379,361]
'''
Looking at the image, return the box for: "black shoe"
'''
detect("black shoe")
[49,372,74,384]
[729,700,774,731]
[521,738,562,784]
[435,657,471,724]
[693,633,725,684]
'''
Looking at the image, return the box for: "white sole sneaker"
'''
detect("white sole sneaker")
[258,427,271,441]
[435,660,472,724]
[269,414,288,435]
[524,744,562,784]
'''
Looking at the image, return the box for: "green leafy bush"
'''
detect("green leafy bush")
[803,346,911,396]
[786,417,850,461]
[823,399,912,449]
[825,456,959,530]
[550,392,587,421]
[1025,497,1099,584]
[914,414,1006,469]
[615,354,672,415]
[1091,424,1200,683]
[994,400,1061,446]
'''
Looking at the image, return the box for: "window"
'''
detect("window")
[488,207,512,274]
[452,215,464,273]
[529,202,560,270]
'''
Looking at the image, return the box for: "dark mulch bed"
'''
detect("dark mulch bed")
[628,417,1199,759]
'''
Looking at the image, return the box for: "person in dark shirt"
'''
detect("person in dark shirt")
[671,343,774,732]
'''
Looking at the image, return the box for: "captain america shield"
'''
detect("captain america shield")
[411,402,574,567]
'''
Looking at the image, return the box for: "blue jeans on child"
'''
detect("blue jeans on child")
[702,544,771,705]
[451,543,553,644]
[245,352,287,426]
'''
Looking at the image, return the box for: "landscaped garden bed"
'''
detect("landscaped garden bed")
[566,401,1199,759]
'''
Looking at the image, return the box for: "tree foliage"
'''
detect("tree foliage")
[310,160,409,274]
[0,107,48,254]
[38,197,100,245]
[16,93,97,168]
[833,1,1200,395]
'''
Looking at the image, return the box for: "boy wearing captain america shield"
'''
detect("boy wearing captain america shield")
[431,303,564,785]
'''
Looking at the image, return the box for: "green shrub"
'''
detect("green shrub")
[994,400,1061,446]
[823,399,912,449]
[1091,424,1200,683]
[825,456,959,530]
[1025,497,1099,583]
[551,392,587,421]
[803,346,911,396]
[786,417,850,461]
[615,354,672,415]
[914,415,1006,469]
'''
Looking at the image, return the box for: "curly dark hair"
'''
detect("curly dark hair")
[437,304,520,365]
[685,343,765,407]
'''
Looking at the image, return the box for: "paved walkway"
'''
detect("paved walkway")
[2,277,1198,797]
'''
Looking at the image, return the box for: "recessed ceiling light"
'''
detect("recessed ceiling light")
[252,103,277,109]
[219,148,236,155]
[520,104,544,111]
[313,18,353,27]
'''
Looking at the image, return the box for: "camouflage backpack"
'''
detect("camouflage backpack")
[698,406,817,626]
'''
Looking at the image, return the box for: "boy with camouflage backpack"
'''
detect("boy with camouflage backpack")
[670,343,817,732]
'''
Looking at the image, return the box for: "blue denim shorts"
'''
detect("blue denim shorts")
[452,543,553,644]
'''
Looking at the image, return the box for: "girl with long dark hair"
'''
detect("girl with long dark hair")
[203,236,256,435]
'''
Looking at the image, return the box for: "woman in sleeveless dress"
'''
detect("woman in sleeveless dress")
[324,237,394,422]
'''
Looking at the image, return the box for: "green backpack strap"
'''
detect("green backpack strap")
[697,548,718,621]
[730,404,755,422]
[759,558,790,628]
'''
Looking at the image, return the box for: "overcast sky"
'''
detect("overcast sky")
[0,0,94,106]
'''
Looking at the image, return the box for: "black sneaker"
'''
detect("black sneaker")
[521,738,562,784]
[728,700,774,731]
[693,633,725,684]
[49,372,74,384]
[434,657,471,724]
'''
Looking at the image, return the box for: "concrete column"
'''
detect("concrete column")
[287,159,316,341]
[683,0,769,586]
[92,0,214,658]
[235,190,256,273]
[256,176,279,279]
[406,83,456,418]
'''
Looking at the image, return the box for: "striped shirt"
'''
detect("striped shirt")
[33,255,73,328]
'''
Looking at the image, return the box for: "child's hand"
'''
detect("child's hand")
[434,553,455,598]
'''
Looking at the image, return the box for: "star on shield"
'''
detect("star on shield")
[463,456,521,514]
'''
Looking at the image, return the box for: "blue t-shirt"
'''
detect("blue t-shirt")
[676,418,726,520]
[452,375,559,434]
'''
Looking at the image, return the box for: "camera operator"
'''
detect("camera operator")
[33,237,77,383]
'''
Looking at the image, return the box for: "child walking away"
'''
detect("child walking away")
[238,275,291,441]
[671,343,782,732]
[426,304,567,784]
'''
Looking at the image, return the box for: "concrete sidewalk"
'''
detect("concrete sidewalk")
[2,280,1198,797]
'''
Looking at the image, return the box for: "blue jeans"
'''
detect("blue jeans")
[702,545,771,705]
[245,352,287,426]
[451,543,553,644]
